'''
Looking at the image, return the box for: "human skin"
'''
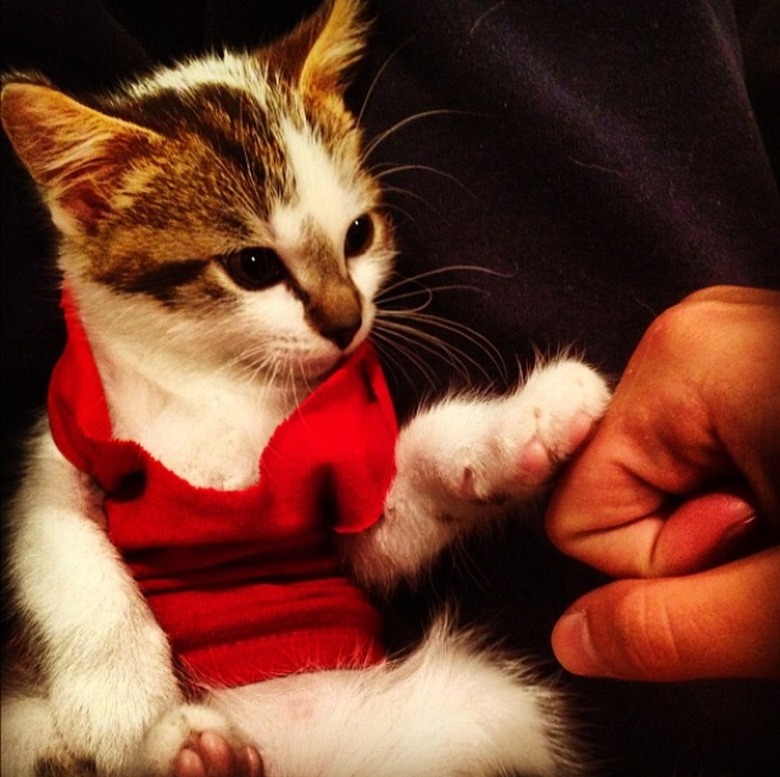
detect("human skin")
[545,285,780,681]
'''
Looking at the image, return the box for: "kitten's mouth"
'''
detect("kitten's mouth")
[305,349,354,380]
[302,359,342,382]
[293,333,368,384]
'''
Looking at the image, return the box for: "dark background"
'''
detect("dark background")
[2,1,779,775]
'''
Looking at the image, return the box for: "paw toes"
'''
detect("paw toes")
[517,411,597,486]
[241,745,264,777]
[173,745,207,777]
[517,436,552,482]
[543,408,597,461]
[140,704,262,777]
[563,410,596,452]
[173,731,263,777]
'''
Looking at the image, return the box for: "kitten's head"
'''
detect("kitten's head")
[1,0,393,384]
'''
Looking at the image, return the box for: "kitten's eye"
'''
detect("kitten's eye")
[220,247,286,290]
[344,214,374,258]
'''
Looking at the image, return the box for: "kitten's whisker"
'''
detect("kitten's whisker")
[368,335,412,384]
[374,318,481,385]
[371,160,479,212]
[379,286,434,310]
[371,329,441,389]
[372,322,442,380]
[379,184,438,210]
[373,164,476,200]
[381,308,507,383]
[361,109,472,162]
[355,35,416,130]
[379,282,492,307]
[378,264,516,297]
[286,358,305,411]
[297,356,316,399]
[377,197,420,226]
[375,301,508,387]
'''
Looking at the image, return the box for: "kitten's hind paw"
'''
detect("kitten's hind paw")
[173,731,263,777]
[137,704,261,777]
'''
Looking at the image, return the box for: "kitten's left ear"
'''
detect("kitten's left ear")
[265,0,368,95]
[1,80,163,237]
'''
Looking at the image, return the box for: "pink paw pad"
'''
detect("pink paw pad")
[517,437,552,482]
[564,411,596,453]
[518,412,595,482]
[172,731,263,777]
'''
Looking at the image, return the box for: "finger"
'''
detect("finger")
[544,416,693,577]
[545,294,766,576]
[684,284,780,306]
[551,547,780,681]
[651,489,759,575]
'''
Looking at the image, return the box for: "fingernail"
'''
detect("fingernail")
[713,514,758,562]
[553,610,611,677]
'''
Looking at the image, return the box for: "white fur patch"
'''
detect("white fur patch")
[207,618,574,777]
[124,52,271,108]
[275,120,365,250]
[4,424,183,775]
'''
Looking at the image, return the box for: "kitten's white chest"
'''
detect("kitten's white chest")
[97,348,295,491]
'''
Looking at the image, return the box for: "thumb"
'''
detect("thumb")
[551,547,780,681]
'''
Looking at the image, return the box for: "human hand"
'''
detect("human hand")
[545,285,780,680]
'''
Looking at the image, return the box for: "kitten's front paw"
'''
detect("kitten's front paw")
[396,357,610,516]
[359,357,609,590]
[138,704,261,777]
[503,358,610,489]
[49,675,175,776]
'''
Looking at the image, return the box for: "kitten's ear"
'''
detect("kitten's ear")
[266,0,368,95]
[1,81,162,236]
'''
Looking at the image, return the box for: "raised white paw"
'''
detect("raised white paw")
[355,357,609,589]
[393,357,610,517]
[502,357,611,486]
[135,704,262,777]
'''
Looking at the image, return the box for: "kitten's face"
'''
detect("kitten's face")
[81,58,394,383]
[2,0,392,384]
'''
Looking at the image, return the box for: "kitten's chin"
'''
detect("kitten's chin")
[272,349,347,387]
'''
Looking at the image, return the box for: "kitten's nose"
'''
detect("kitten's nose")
[307,282,363,350]
[322,315,362,350]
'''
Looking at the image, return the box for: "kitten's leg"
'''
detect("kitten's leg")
[2,421,183,776]
[346,357,610,589]
[0,692,94,777]
[197,618,578,777]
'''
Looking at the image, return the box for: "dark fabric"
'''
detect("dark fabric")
[357,1,780,409]
[2,1,779,774]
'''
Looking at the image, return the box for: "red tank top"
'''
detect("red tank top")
[47,290,397,688]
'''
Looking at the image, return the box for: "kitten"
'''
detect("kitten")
[0,1,609,775]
